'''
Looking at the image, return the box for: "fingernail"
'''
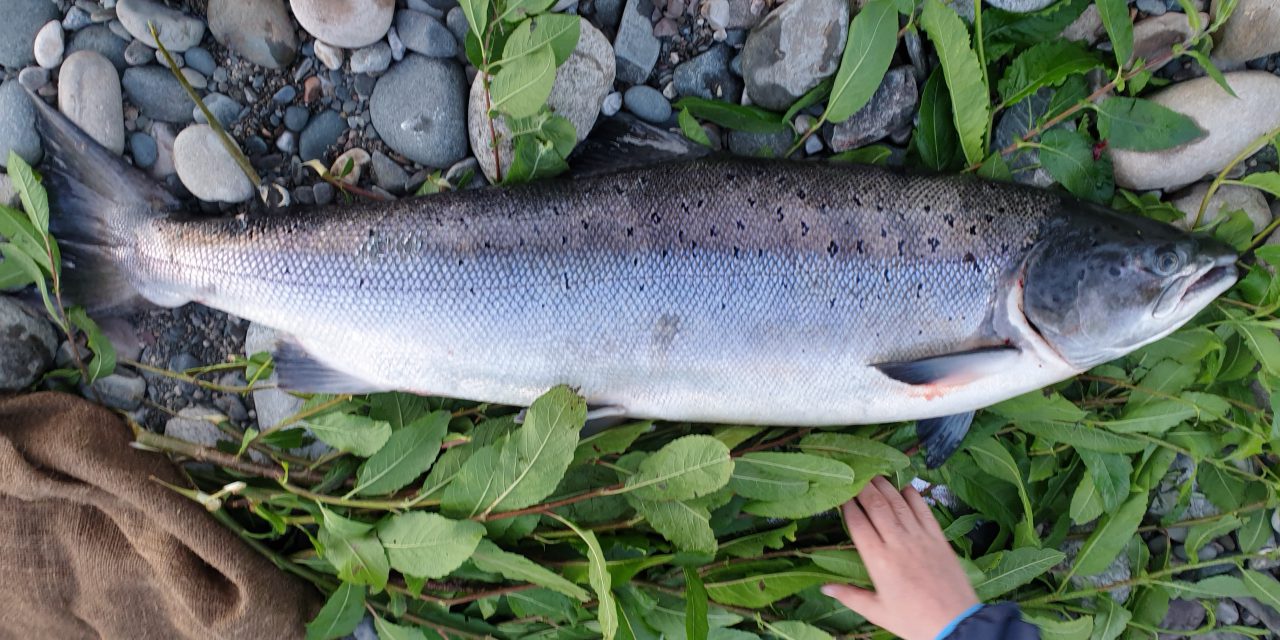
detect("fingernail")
[820,585,837,597]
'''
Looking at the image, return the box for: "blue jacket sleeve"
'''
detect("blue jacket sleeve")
[939,603,1040,640]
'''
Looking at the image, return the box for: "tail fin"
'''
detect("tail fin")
[27,90,179,314]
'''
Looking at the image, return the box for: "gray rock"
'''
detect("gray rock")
[1213,0,1280,65]
[724,0,765,29]
[741,0,848,111]
[601,90,622,116]
[373,54,468,167]
[0,0,60,69]
[183,67,208,90]
[116,0,205,51]
[66,24,129,72]
[1217,600,1241,627]
[244,324,310,444]
[63,7,93,32]
[446,7,469,46]
[129,131,158,167]
[1061,4,1104,44]
[0,175,19,208]
[371,150,410,193]
[595,0,625,29]
[673,44,741,101]
[58,51,126,155]
[18,66,49,92]
[0,298,57,390]
[623,84,672,122]
[174,124,255,203]
[727,128,793,158]
[1113,72,1280,190]
[395,10,458,58]
[1136,0,1167,15]
[0,81,42,169]
[1056,538,1133,603]
[1172,183,1272,233]
[1161,599,1207,632]
[184,47,216,76]
[299,109,348,161]
[84,372,146,410]
[122,66,195,123]
[313,181,334,204]
[208,0,298,69]
[1232,598,1280,634]
[351,41,393,74]
[33,20,64,69]
[164,406,237,450]
[124,39,153,66]
[193,92,244,126]
[827,66,917,152]
[1132,11,1205,65]
[272,85,296,103]
[313,40,343,70]
[284,104,311,131]
[614,0,659,84]
[290,0,395,49]
[468,21,613,181]
[387,26,406,61]
[109,20,132,42]
[984,0,1055,10]
[147,121,177,178]
[275,130,296,154]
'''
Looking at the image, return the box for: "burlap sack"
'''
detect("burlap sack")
[0,392,321,639]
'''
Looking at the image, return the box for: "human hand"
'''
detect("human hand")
[821,477,979,640]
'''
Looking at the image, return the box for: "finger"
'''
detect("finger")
[842,499,884,550]
[902,485,947,541]
[868,476,917,536]
[820,584,880,619]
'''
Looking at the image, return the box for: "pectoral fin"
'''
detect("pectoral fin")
[274,340,386,394]
[917,412,975,468]
[873,346,1020,386]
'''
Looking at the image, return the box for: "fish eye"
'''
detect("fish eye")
[1152,249,1181,275]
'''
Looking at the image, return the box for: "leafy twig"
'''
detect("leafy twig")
[131,422,327,485]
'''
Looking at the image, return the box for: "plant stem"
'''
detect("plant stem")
[122,358,271,393]
[149,23,259,189]
[1023,549,1280,606]
[1195,124,1280,229]
[131,423,327,485]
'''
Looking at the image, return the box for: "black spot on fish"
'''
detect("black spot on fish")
[880,227,887,238]
[681,201,690,213]
[626,227,634,237]
[614,184,625,195]
[563,274,570,290]
[944,214,955,228]
[581,220,589,230]
[800,221,810,236]
[776,207,784,222]
[856,240,864,253]
[748,197,757,207]
[709,226,717,237]
[697,198,705,209]
[984,214,994,223]
[797,188,806,200]
[853,195,863,207]
[963,252,976,264]
[923,205,932,213]
[968,225,977,236]
[897,240,905,257]
[830,297,836,308]
[736,219,746,230]
[1109,266,1121,277]
[652,212,662,224]
[733,246,740,258]
[883,269,890,282]
[828,241,839,256]
[928,237,940,252]
[562,235,568,245]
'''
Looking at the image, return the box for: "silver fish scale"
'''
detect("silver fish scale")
[134,158,1067,424]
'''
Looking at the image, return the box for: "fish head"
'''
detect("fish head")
[1021,206,1238,370]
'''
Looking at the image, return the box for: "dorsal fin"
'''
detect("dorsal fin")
[568,114,711,178]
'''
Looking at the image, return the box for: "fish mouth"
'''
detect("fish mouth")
[1184,262,1236,299]
[1154,253,1237,318]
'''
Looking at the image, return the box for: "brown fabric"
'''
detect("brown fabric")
[0,392,321,640]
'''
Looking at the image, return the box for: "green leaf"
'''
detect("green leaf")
[730,452,856,519]
[914,69,958,170]
[1039,128,1113,203]
[1173,575,1251,599]
[1090,597,1131,640]
[1072,491,1146,576]
[1014,421,1146,453]
[718,523,798,559]
[797,432,910,482]
[983,0,1089,45]
[496,0,556,23]
[318,526,390,591]
[378,512,486,579]
[1240,172,1280,198]
[829,145,894,165]
[502,14,580,65]
[1184,49,1237,98]
[505,132,571,184]
[1096,0,1132,68]
[442,385,585,517]
[967,437,1037,543]
[459,0,488,42]
[489,46,556,119]
[0,244,55,323]
[973,547,1066,600]
[1243,570,1280,615]
[678,108,713,147]
[1236,322,1280,376]
[471,539,590,601]
[1078,450,1131,512]
[1070,472,1105,525]
[305,413,393,457]
[674,98,786,133]
[782,78,833,124]
[1107,397,1195,434]
[920,0,990,165]
[1185,515,1242,563]
[551,514,618,640]
[1239,511,1272,554]
[822,0,898,123]
[305,583,366,640]
[367,392,429,430]
[67,307,117,383]
[353,411,449,496]
[705,565,842,608]
[372,615,426,640]
[0,204,50,268]
[684,567,709,640]
[1095,97,1205,151]
[997,40,1097,108]
[761,620,835,640]
[7,152,49,234]
[1197,463,1245,511]
[624,435,733,501]
[633,498,717,554]
[572,421,653,466]
[1025,614,1093,640]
